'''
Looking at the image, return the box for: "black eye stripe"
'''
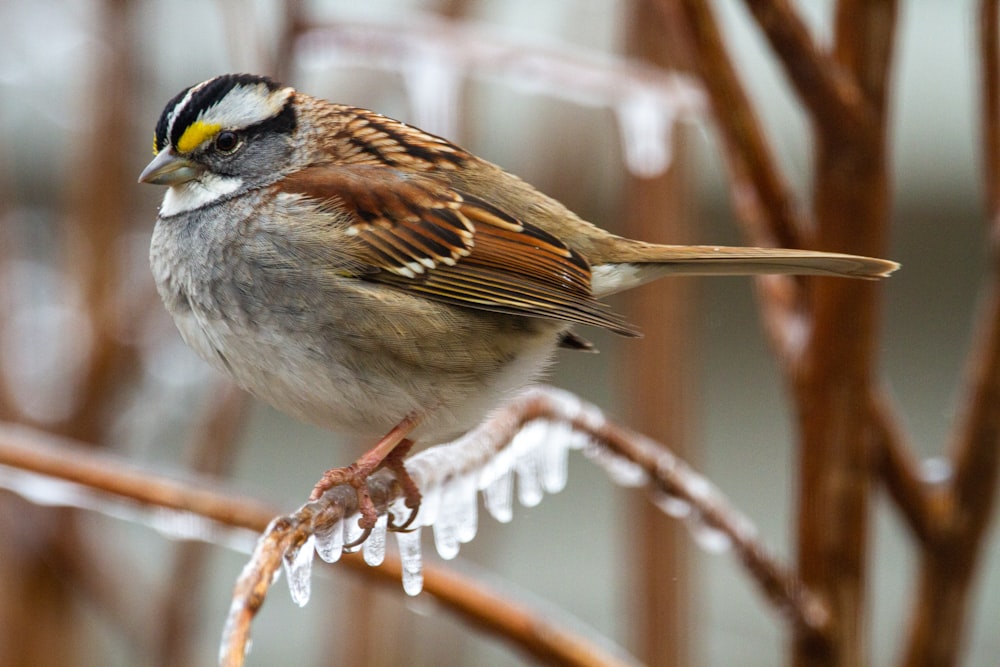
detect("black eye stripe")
[241,100,297,143]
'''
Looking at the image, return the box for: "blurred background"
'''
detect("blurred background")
[0,0,997,665]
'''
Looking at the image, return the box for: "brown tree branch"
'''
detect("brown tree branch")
[0,419,637,667]
[666,0,813,362]
[899,5,1000,660]
[621,4,693,664]
[868,389,941,545]
[217,387,830,662]
[902,275,1000,666]
[157,383,251,667]
[982,0,1000,225]
[740,0,870,140]
[669,0,809,251]
[791,2,897,665]
[0,380,829,663]
[56,0,139,444]
[225,385,831,660]
[578,414,830,639]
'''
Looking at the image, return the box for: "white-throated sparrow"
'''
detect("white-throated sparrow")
[139,74,897,535]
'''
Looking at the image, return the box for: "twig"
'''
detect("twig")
[0,379,827,662]
[740,0,870,140]
[667,0,811,362]
[0,420,638,667]
[983,0,1000,238]
[670,0,809,251]
[868,388,940,545]
[789,2,898,665]
[157,383,251,667]
[571,410,831,638]
[901,276,1000,666]
[218,386,829,659]
[899,7,1000,658]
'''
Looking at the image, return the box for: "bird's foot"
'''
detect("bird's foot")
[309,423,421,548]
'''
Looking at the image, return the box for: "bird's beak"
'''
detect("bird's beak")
[138,148,204,185]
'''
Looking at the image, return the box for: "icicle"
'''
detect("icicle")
[482,469,514,523]
[313,516,344,563]
[582,441,648,487]
[432,477,462,560]
[413,470,442,528]
[341,513,367,554]
[283,535,316,607]
[452,474,479,544]
[395,527,424,596]
[540,421,572,494]
[920,456,952,485]
[363,513,389,566]
[508,419,551,457]
[514,444,545,508]
[685,512,732,554]
[401,46,462,139]
[614,90,674,178]
[427,471,478,557]
[651,488,693,519]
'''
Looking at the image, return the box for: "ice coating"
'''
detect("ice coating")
[296,17,705,179]
[482,469,514,523]
[313,516,344,563]
[614,90,675,178]
[342,512,367,554]
[395,528,424,596]
[401,45,461,139]
[363,514,389,566]
[283,535,316,607]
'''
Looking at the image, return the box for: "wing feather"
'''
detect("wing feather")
[278,165,638,336]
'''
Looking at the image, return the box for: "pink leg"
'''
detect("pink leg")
[309,415,420,541]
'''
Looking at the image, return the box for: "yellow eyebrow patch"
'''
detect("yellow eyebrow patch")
[176,120,222,153]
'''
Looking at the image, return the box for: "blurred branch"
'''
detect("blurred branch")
[0,418,636,667]
[0,380,829,665]
[219,385,829,661]
[868,389,939,545]
[740,0,870,139]
[899,8,1000,658]
[902,258,1000,666]
[58,0,140,444]
[983,0,1000,233]
[157,383,251,667]
[621,4,692,664]
[668,1,901,664]
[790,2,897,664]
[0,423,274,530]
[670,0,808,250]
[666,0,811,362]
[272,0,306,82]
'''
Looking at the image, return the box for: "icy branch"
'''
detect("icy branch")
[293,15,706,177]
[221,385,829,662]
[0,385,829,663]
[0,421,639,667]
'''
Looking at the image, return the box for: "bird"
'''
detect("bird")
[139,73,897,538]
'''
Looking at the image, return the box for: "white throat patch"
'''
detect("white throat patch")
[159,173,243,217]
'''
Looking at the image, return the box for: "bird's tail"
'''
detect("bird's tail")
[591,240,899,296]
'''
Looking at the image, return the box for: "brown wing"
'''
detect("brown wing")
[279,165,638,336]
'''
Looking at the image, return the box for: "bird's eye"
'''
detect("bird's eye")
[214,131,240,154]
